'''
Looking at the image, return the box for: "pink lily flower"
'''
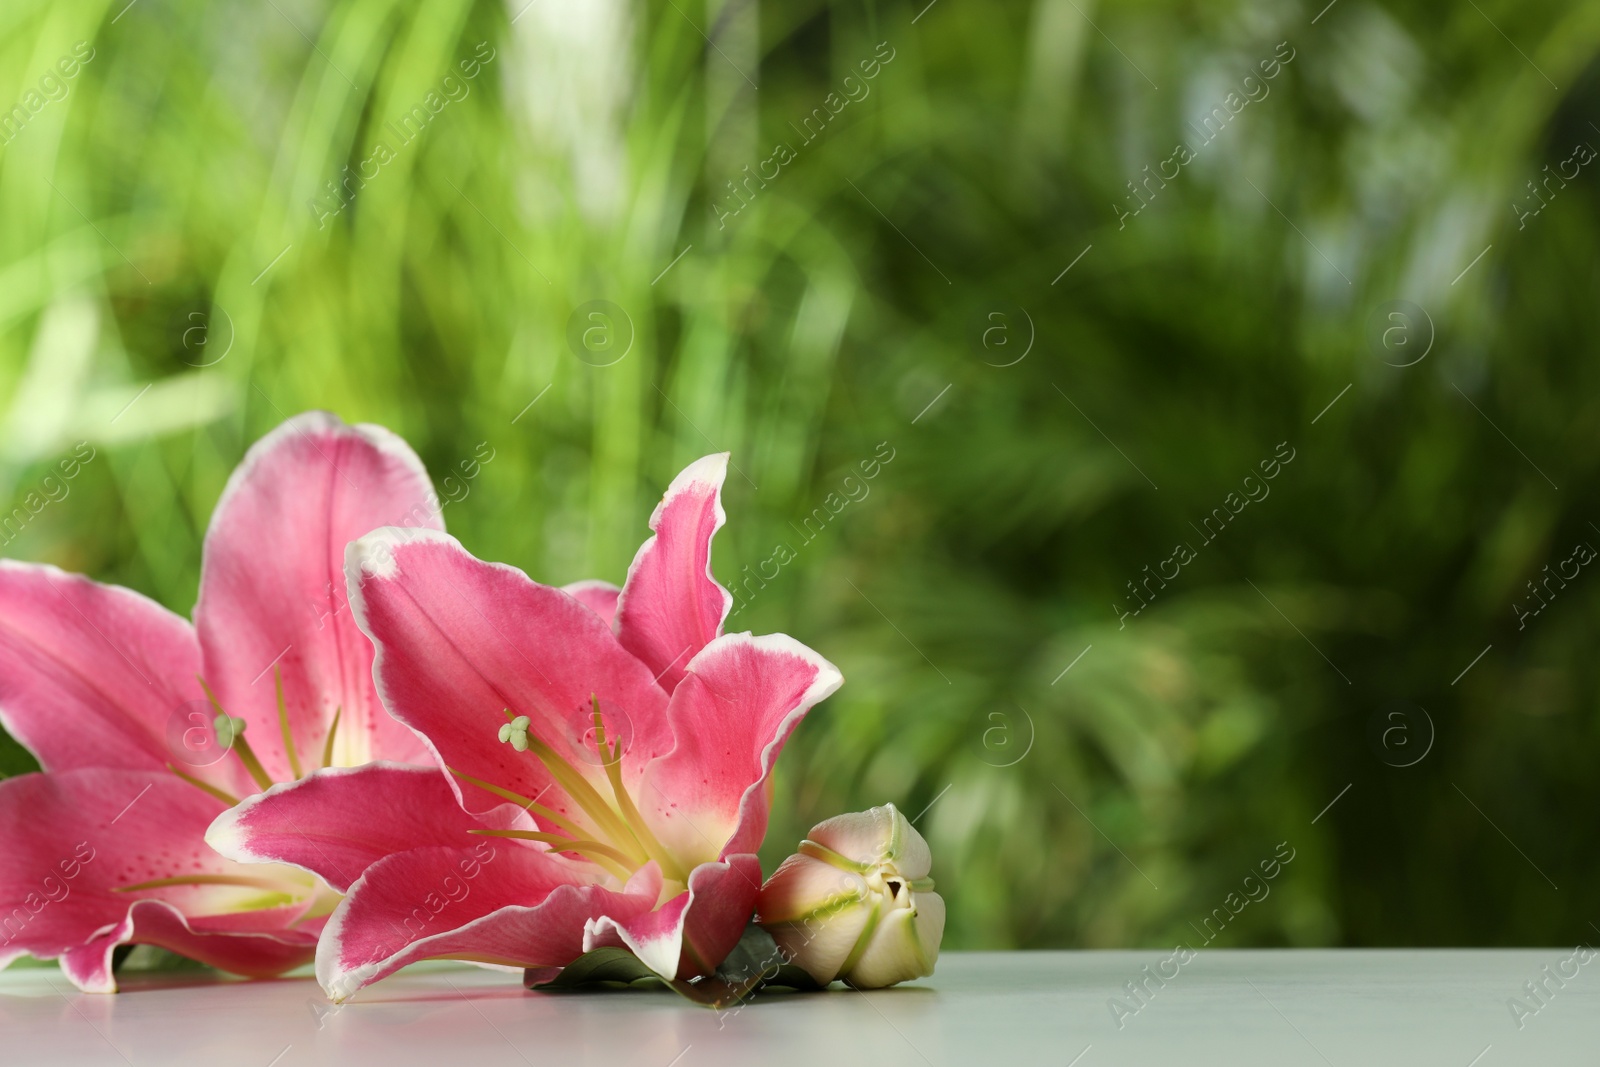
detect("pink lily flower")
[0,413,443,991]
[208,454,843,997]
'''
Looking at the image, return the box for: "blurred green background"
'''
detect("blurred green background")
[1,0,1596,958]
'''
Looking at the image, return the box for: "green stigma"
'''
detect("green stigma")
[498,715,532,751]
[214,713,246,748]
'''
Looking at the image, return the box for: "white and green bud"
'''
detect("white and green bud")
[756,802,944,989]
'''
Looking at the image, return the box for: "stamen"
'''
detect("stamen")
[495,708,644,863]
[445,767,586,839]
[275,666,303,779]
[589,696,685,882]
[197,676,273,791]
[320,706,343,768]
[113,874,294,893]
[467,829,634,880]
[166,763,242,807]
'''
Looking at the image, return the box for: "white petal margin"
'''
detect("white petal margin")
[205,761,531,893]
[200,412,444,544]
[341,526,661,819]
[582,855,759,981]
[340,526,473,789]
[344,524,464,585]
[313,852,662,1001]
[59,899,317,994]
[722,632,844,858]
[201,765,414,868]
[613,453,734,676]
[628,452,732,617]
[633,630,844,869]
[581,903,687,981]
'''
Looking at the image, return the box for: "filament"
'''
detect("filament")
[446,766,586,840]
[275,666,303,779]
[320,706,343,768]
[113,874,294,893]
[468,829,634,880]
[166,763,242,807]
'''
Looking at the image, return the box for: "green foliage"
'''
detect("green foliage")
[535,926,818,1007]
[1,0,1595,955]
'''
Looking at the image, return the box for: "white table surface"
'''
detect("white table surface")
[1,950,1593,1066]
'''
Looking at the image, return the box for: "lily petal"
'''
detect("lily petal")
[315,843,660,998]
[195,411,441,779]
[561,580,621,628]
[0,769,318,990]
[0,561,226,780]
[843,891,945,989]
[755,853,875,984]
[58,899,319,993]
[807,804,934,879]
[638,633,842,869]
[582,852,762,980]
[614,454,732,692]
[345,528,672,832]
[206,762,527,892]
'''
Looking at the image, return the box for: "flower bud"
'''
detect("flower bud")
[756,802,944,989]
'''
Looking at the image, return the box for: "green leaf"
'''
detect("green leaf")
[525,924,823,1009]
[531,947,662,991]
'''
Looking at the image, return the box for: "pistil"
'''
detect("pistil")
[197,676,272,790]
